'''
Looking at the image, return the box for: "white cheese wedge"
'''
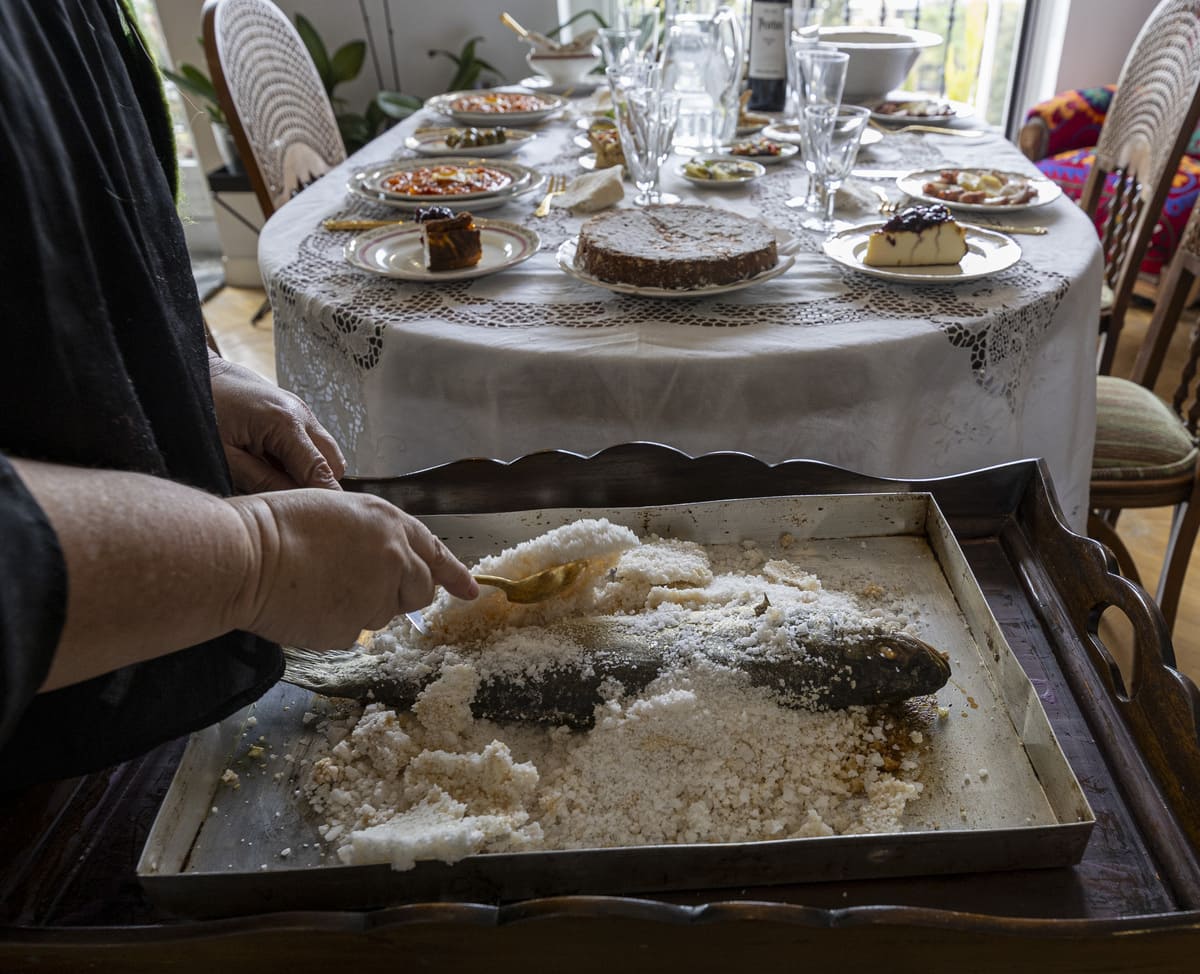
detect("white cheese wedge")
[864,218,968,267]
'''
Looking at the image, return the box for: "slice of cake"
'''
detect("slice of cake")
[417,207,482,271]
[863,204,968,268]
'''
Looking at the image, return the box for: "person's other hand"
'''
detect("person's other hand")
[228,489,479,649]
[209,355,346,492]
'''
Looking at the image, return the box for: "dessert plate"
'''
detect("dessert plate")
[556,238,795,298]
[896,168,1063,213]
[344,219,541,281]
[404,127,537,157]
[425,90,567,126]
[761,122,883,148]
[822,222,1021,283]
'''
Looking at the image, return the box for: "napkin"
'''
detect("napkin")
[836,178,889,218]
[551,166,625,213]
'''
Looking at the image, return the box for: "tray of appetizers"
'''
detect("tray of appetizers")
[897,168,1063,212]
[404,126,537,157]
[347,158,546,212]
[866,93,974,124]
[425,89,567,126]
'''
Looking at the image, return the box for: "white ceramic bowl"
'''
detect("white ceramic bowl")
[525,48,602,88]
[818,27,943,103]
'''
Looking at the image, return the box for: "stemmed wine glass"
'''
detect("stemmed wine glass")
[607,65,682,206]
[800,104,871,234]
[787,47,850,215]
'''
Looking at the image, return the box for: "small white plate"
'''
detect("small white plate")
[518,74,601,96]
[822,221,1021,283]
[345,219,541,281]
[760,123,883,148]
[424,90,567,126]
[678,157,767,188]
[404,127,537,157]
[896,168,1064,213]
[713,139,800,164]
[556,238,794,298]
[864,93,974,125]
[735,113,771,136]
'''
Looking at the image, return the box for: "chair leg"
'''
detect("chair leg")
[1087,510,1144,587]
[251,297,270,326]
[1155,494,1200,656]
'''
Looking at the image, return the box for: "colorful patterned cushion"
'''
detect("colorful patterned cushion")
[1024,85,1114,158]
[1024,87,1200,276]
[1093,376,1197,482]
[1034,151,1200,277]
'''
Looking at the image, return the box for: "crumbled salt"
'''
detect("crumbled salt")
[303,526,930,871]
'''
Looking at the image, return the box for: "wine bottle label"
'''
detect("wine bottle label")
[748,1,787,80]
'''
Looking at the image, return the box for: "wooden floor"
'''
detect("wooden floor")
[203,285,1200,685]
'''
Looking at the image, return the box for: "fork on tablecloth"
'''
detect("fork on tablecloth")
[534,174,568,217]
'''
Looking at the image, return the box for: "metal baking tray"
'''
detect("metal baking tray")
[138,493,1094,917]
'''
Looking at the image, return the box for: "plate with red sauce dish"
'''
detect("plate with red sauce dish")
[347,157,545,212]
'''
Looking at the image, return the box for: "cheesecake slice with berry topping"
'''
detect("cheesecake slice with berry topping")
[863,204,968,267]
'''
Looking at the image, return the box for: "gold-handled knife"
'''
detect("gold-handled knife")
[323,217,410,231]
[968,223,1048,236]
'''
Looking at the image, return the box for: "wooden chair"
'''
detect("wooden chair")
[202,0,346,221]
[1073,0,1200,375]
[1090,195,1200,652]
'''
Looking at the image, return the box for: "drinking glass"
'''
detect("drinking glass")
[607,66,682,206]
[784,5,822,126]
[788,47,849,214]
[615,0,660,61]
[801,104,871,233]
[598,27,640,71]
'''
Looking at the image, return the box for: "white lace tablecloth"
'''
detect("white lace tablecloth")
[259,104,1101,529]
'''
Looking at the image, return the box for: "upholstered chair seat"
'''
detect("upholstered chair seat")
[1093,376,1198,485]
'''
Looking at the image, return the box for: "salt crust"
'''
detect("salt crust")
[304,519,927,870]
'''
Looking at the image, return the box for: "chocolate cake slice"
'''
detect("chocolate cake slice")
[418,208,482,271]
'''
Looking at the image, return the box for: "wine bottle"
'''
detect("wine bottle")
[747,0,789,112]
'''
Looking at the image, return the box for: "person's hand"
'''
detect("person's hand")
[209,355,346,493]
[227,489,478,649]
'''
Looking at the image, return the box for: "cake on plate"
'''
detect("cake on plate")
[576,205,778,289]
[417,206,482,271]
[863,204,967,268]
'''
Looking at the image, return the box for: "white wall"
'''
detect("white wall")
[1054,0,1159,92]
[157,0,567,106]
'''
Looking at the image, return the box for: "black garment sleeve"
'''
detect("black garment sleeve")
[0,456,68,755]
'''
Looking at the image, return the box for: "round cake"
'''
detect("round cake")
[576,205,778,289]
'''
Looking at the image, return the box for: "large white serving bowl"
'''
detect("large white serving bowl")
[819,26,943,103]
[526,48,602,87]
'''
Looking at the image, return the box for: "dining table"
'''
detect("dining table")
[258,89,1102,532]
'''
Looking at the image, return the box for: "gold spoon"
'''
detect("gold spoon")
[500,11,531,40]
[473,559,590,604]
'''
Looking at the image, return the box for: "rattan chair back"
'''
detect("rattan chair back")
[1081,0,1200,373]
[202,0,346,219]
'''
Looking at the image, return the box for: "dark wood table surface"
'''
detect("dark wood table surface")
[2,446,1198,973]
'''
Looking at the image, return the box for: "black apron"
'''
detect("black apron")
[0,0,282,787]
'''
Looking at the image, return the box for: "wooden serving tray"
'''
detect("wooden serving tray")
[2,446,1198,973]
